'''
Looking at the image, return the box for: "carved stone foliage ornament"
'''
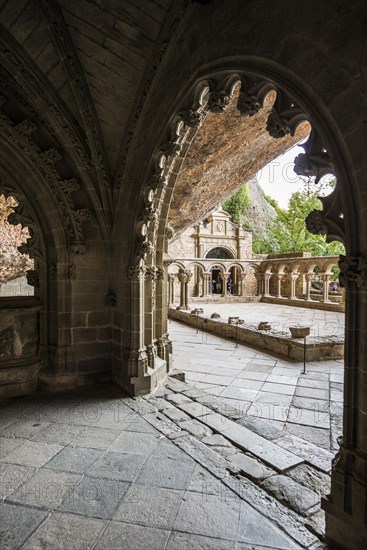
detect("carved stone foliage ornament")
[266,89,307,139]
[207,90,231,113]
[0,113,90,252]
[237,79,274,117]
[180,109,203,128]
[127,265,146,280]
[338,253,367,289]
[305,210,327,235]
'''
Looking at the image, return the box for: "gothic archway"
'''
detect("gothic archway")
[121,59,362,547]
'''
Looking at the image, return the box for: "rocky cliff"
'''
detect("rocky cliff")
[243,177,276,236]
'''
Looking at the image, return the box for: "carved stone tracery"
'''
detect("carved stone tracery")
[0,113,90,251]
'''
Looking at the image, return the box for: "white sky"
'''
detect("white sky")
[256,142,307,208]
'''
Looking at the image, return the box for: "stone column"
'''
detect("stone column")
[255,272,263,296]
[323,254,367,547]
[305,273,313,301]
[203,273,210,297]
[263,273,271,297]
[321,272,331,302]
[239,273,246,296]
[276,274,283,298]
[289,273,299,300]
[168,274,175,306]
[177,269,192,310]
[222,273,229,297]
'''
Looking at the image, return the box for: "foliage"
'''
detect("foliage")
[252,179,345,257]
[222,184,250,225]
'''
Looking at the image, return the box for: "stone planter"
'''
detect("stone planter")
[289,326,311,338]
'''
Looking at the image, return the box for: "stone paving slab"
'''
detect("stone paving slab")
[261,474,320,516]
[0,463,36,500]
[114,484,184,529]
[0,502,47,550]
[22,511,106,550]
[7,468,82,509]
[1,440,63,468]
[94,521,170,550]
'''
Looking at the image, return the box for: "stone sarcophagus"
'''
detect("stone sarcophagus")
[0,297,41,398]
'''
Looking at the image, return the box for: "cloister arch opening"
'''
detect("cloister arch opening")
[126,60,360,547]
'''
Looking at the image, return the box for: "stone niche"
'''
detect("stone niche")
[0,297,41,398]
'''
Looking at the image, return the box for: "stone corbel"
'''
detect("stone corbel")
[266,89,307,138]
[237,77,274,117]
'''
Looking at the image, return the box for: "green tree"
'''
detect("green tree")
[222,184,250,225]
[253,182,345,256]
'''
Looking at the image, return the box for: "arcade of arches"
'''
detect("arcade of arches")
[0,1,366,548]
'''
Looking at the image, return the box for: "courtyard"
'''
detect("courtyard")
[170,302,344,453]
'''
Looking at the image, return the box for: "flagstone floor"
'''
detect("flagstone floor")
[170,302,344,453]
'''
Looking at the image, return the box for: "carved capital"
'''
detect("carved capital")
[339,253,367,289]
[207,90,230,113]
[177,269,193,283]
[145,266,157,281]
[127,265,146,280]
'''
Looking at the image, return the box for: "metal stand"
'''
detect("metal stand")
[302,336,307,374]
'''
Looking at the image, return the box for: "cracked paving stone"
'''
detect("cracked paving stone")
[287,463,331,498]
[201,434,232,447]
[223,476,319,548]
[178,419,213,438]
[261,474,320,516]
[172,434,239,479]
[236,415,287,440]
[275,434,333,473]
[227,452,274,482]
[166,532,234,550]
[238,499,302,549]
[143,412,183,436]
[163,407,192,423]
[166,393,193,405]
[305,510,326,540]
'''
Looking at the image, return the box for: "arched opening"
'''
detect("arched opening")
[206,247,234,260]
[129,62,356,546]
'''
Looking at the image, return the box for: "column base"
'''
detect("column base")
[130,356,168,395]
